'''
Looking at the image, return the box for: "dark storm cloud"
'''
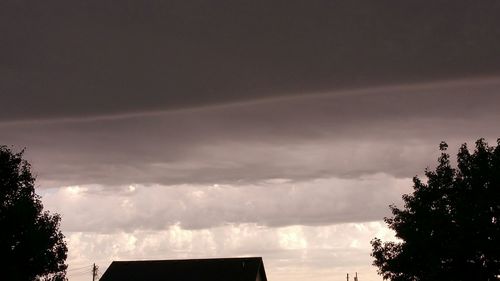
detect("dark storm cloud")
[1,0,500,121]
[2,78,499,187]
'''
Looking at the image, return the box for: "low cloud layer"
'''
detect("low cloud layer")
[2,78,499,187]
[41,175,410,232]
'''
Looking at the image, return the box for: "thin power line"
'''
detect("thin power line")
[68,264,92,270]
[67,265,93,272]
[67,270,92,277]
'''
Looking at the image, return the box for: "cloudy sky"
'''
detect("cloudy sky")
[2,1,500,280]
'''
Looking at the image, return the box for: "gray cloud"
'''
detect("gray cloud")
[1,78,499,187]
[42,175,408,232]
[1,0,500,121]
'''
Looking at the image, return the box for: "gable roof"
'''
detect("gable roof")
[99,257,267,281]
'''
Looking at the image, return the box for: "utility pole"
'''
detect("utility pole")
[92,263,98,281]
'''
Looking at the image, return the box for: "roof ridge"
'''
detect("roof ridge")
[100,257,266,281]
[111,257,263,263]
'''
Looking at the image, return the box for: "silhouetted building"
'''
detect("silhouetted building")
[99,257,268,281]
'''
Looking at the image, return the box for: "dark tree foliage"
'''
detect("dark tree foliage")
[0,146,67,281]
[371,139,500,281]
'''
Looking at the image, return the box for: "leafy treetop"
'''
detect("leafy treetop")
[0,146,68,281]
[371,138,500,281]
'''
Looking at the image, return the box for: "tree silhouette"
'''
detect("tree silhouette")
[0,146,68,281]
[371,139,500,281]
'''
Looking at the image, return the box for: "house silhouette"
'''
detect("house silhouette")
[99,257,268,281]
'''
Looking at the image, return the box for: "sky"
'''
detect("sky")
[2,1,500,281]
